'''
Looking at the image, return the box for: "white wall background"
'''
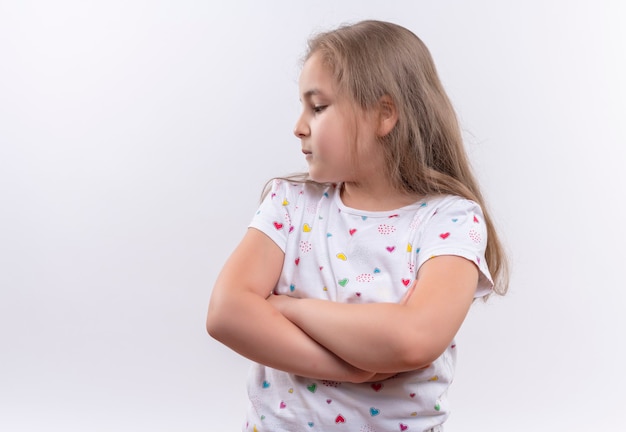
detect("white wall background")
[1,1,624,430]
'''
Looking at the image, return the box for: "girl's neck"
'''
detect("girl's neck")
[339,181,421,212]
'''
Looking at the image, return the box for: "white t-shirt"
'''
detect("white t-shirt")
[245,179,493,432]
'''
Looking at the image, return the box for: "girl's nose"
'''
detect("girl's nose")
[293,114,309,138]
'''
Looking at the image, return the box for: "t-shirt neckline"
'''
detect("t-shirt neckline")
[331,183,427,218]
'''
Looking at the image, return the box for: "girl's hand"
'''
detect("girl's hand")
[361,372,399,382]
[266,292,297,315]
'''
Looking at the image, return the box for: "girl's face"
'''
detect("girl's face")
[294,53,379,184]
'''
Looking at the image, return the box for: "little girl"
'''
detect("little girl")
[207,19,508,432]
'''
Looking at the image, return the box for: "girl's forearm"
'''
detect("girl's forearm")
[272,256,477,373]
[207,291,376,382]
[279,299,423,373]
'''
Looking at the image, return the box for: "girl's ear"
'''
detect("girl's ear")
[376,95,398,137]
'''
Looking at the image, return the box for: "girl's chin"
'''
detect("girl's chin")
[309,175,340,184]
[307,165,343,184]
[307,171,326,183]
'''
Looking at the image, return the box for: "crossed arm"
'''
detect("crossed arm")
[206,227,478,381]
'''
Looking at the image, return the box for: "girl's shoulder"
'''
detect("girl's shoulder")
[422,194,484,217]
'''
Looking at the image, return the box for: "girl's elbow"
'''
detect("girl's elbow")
[206,313,236,345]
[400,350,432,371]
[398,337,445,370]
[206,286,236,341]
[205,310,221,339]
[206,301,229,341]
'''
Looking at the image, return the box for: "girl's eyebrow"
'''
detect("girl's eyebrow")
[301,89,323,100]
[300,88,332,103]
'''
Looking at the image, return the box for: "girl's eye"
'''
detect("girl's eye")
[313,105,327,113]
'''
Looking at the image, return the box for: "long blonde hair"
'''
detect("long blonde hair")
[270,20,509,296]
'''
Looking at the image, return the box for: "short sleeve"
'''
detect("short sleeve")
[416,197,493,298]
[248,179,294,253]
